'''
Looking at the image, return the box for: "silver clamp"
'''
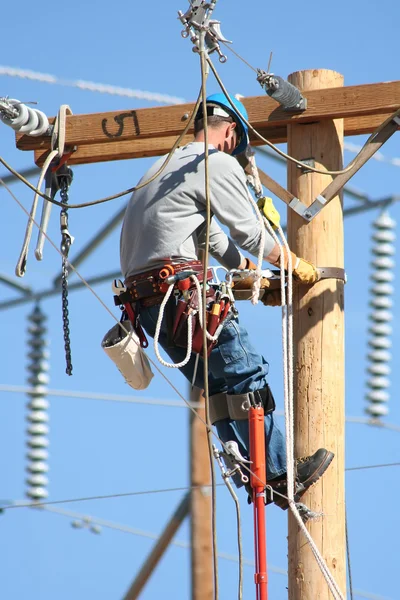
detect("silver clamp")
[177,0,231,62]
[213,441,250,484]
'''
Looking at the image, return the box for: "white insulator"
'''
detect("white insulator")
[19,106,39,133]
[26,473,49,487]
[369,296,393,309]
[374,211,396,229]
[90,525,102,535]
[373,229,396,243]
[28,398,49,410]
[26,486,48,500]
[367,376,390,389]
[365,403,389,417]
[368,337,392,349]
[27,423,49,436]
[371,256,395,269]
[27,384,48,396]
[29,109,49,136]
[367,349,392,362]
[26,461,49,473]
[370,310,393,322]
[370,283,394,296]
[0,99,29,128]
[27,448,49,461]
[368,363,391,376]
[368,350,392,362]
[27,435,49,448]
[372,243,395,256]
[366,389,389,403]
[371,270,395,283]
[27,323,47,335]
[27,372,49,385]
[368,323,393,336]
[27,410,49,423]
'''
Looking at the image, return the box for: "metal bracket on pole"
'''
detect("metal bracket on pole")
[177,0,231,62]
[254,109,400,222]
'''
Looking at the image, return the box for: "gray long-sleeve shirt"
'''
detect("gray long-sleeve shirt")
[120,142,275,278]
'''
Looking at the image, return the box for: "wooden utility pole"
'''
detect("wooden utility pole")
[287,69,346,599]
[190,387,213,600]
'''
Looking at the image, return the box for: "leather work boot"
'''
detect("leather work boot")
[246,448,334,510]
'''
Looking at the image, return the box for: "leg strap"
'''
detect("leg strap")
[227,385,276,420]
[208,392,230,425]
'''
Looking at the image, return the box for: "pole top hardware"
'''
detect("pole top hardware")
[178,0,231,62]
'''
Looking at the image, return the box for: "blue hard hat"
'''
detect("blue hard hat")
[198,92,249,156]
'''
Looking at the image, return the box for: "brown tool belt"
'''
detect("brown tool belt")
[122,260,213,307]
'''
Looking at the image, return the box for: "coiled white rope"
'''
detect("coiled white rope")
[153,271,227,368]
[153,283,193,368]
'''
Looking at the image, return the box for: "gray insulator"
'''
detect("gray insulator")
[369,296,393,309]
[26,487,48,500]
[367,349,391,363]
[368,323,393,336]
[365,403,389,417]
[28,338,48,349]
[368,337,392,349]
[370,310,393,322]
[26,435,49,448]
[370,283,394,296]
[26,461,49,473]
[27,410,49,423]
[27,423,49,436]
[27,448,49,461]
[28,360,50,374]
[366,389,389,403]
[27,324,47,336]
[368,363,391,375]
[367,376,390,389]
[71,520,84,529]
[370,270,394,283]
[28,398,49,410]
[373,230,396,243]
[372,243,395,256]
[264,75,305,109]
[28,349,50,361]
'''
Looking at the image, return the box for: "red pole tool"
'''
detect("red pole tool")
[249,406,268,600]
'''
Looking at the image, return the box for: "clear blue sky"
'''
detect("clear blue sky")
[0,1,399,599]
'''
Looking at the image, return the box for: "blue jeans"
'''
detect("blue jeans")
[139,305,287,483]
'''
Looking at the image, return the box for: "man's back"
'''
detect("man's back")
[120,141,274,278]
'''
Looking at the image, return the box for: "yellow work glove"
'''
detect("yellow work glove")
[233,259,272,291]
[275,250,319,285]
[260,279,283,307]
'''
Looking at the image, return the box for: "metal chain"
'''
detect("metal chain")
[58,168,74,375]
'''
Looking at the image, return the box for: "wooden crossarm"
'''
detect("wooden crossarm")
[17,80,400,164]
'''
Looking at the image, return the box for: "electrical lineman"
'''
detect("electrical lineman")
[117,93,334,508]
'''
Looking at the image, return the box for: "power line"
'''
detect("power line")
[0,66,185,105]
[3,500,392,600]
[1,460,399,512]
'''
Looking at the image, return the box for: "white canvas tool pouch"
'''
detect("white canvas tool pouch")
[101,320,154,390]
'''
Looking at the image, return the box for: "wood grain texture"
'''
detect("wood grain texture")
[18,79,400,156]
[286,69,346,600]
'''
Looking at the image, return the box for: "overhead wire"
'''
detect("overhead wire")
[206,55,400,179]
[2,499,393,600]
[0,459,397,512]
[0,87,202,210]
